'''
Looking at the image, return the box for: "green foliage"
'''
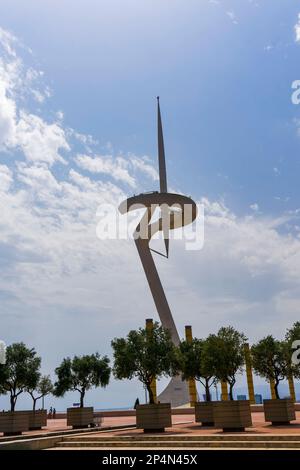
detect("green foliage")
[38,375,53,397]
[285,322,300,379]
[178,338,216,401]
[251,336,290,399]
[0,342,41,411]
[27,375,53,410]
[204,326,246,400]
[54,353,110,407]
[111,323,178,404]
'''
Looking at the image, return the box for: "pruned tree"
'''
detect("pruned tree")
[111,322,178,404]
[0,342,41,411]
[53,353,110,407]
[178,338,216,402]
[251,336,289,399]
[205,327,247,401]
[285,322,300,379]
[27,375,53,411]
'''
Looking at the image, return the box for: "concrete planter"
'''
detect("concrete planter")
[0,411,29,436]
[263,399,296,425]
[213,400,252,432]
[195,402,214,426]
[136,403,172,432]
[29,410,47,430]
[18,410,47,430]
[67,407,94,429]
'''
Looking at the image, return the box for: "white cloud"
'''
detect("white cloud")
[16,112,69,165]
[0,80,16,147]
[130,155,159,181]
[250,203,259,212]
[69,129,98,146]
[76,154,136,187]
[56,110,64,121]
[295,13,300,43]
[0,30,68,165]
[226,11,238,25]
[0,27,18,57]
[0,164,13,191]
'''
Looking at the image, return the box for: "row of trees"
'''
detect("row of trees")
[0,321,299,410]
[180,323,300,401]
[0,345,110,411]
[112,322,300,403]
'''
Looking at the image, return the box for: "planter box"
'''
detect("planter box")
[136,403,172,432]
[195,402,214,426]
[0,411,29,436]
[29,410,47,430]
[67,407,94,429]
[263,399,296,425]
[18,410,47,430]
[213,400,252,432]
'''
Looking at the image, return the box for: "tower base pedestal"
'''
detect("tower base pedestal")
[157,376,189,408]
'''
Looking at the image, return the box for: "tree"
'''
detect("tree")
[0,343,41,411]
[178,338,216,402]
[285,322,300,344]
[27,375,53,411]
[251,336,290,399]
[285,322,300,379]
[205,327,246,401]
[111,323,178,404]
[53,353,110,407]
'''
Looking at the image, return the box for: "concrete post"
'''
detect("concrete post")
[146,319,157,403]
[221,381,228,401]
[185,325,198,406]
[244,343,255,404]
[288,374,296,402]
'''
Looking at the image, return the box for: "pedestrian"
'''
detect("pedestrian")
[53,408,56,419]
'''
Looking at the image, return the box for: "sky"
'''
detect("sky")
[0,0,300,410]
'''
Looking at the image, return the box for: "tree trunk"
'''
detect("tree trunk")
[147,384,154,404]
[80,390,85,408]
[10,395,16,412]
[33,398,37,411]
[229,383,234,401]
[274,379,280,399]
[205,379,211,402]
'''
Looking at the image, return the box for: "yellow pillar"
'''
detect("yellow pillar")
[221,381,228,401]
[185,325,197,406]
[244,343,255,404]
[269,378,276,399]
[146,319,157,403]
[288,374,296,403]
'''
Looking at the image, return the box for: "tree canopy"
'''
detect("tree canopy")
[54,353,110,407]
[111,322,178,404]
[178,337,216,401]
[203,326,246,400]
[27,375,53,411]
[251,336,290,399]
[0,342,41,411]
[285,322,300,379]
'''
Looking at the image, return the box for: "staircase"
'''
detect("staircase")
[53,433,300,450]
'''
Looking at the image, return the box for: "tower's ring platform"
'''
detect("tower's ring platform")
[119,192,197,235]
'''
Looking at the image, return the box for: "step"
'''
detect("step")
[57,440,300,449]
[63,434,300,442]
